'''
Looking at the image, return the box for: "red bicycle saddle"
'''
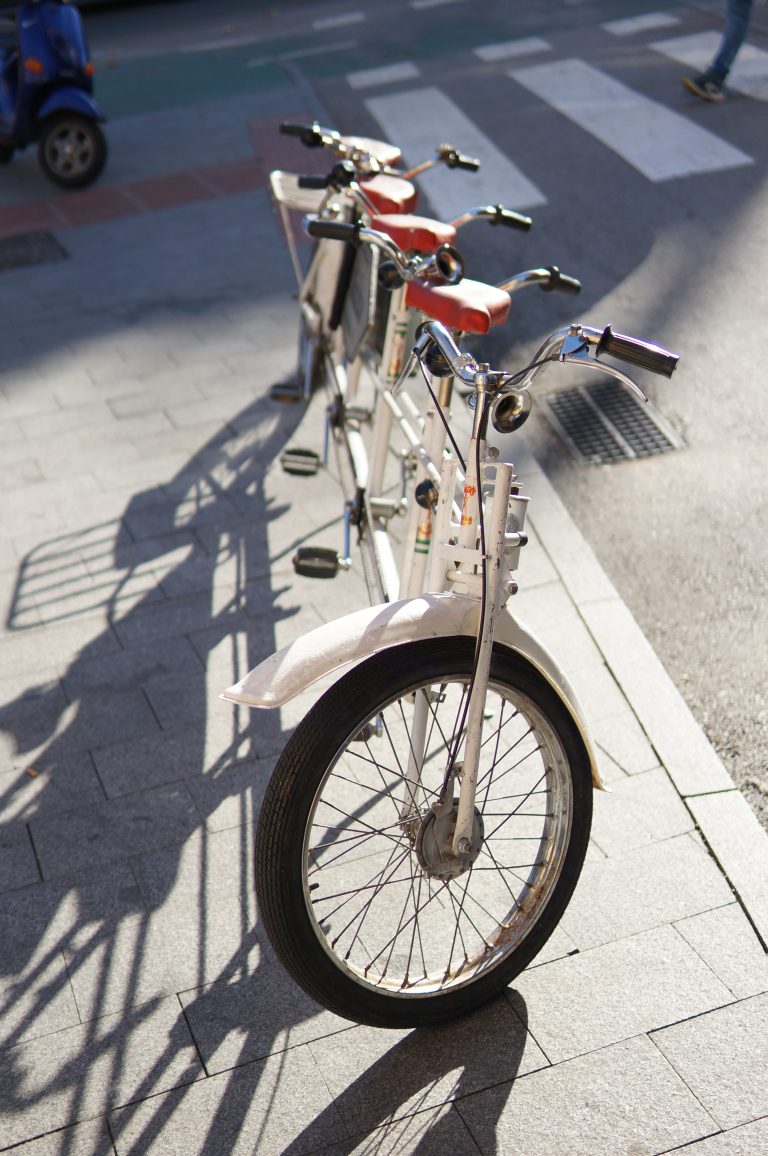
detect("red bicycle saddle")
[339,136,402,167]
[360,174,418,215]
[371,214,457,251]
[405,279,511,335]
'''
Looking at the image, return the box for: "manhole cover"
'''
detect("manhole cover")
[0,230,69,273]
[541,380,684,464]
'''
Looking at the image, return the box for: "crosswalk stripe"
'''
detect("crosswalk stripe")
[602,13,680,36]
[347,62,420,89]
[510,58,752,180]
[651,32,768,102]
[474,37,551,63]
[364,86,547,216]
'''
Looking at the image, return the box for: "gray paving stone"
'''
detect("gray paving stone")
[6,1117,114,1155]
[0,941,80,1048]
[24,685,160,764]
[456,1034,718,1156]
[109,1043,346,1155]
[307,998,547,1136]
[672,1118,768,1155]
[580,597,735,797]
[589,707,660,776]
[90,712,268,799]
[651,993,768,1130]
[34,436,143,483]
[19,401,116,441]
[322,1104,479,1155]
[129,825,259,992]
[121,491,243,541]
[0,822,41,893]
[183,756,271,832]
[62,909,181,1023]
[675,903,768,1000]
[0,532,19,574]
[0,675,69,766]
[0,860,145,979]
[689,790,768,950]
[0,612,121,677]
[0,753,106,825]
[590,766,694,857]
[179,940,348,1074]
[93,452,198,496]
[29,782,200,881]
[559,833,734,950]
[59,633,202,699]
[108,377,206,418]
[109,586,251,649]
[512,924,733,1062]
[0,995,202,1150]
[0,457,43,491]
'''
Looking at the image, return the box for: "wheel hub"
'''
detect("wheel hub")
[415,798,484,880]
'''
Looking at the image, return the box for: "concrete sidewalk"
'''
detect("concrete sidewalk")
[1,62,768,1156]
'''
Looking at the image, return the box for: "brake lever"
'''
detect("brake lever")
[559,336,648,402]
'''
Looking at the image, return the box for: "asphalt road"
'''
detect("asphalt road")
[79,0,767,826]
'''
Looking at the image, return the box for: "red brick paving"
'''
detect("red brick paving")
[0,140,279,241]
[0,116,342,241]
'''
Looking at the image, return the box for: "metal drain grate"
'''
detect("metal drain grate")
[0,230,69,273]
[541,381,684,464]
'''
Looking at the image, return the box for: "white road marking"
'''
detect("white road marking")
[602,13,680,36]
[411,0,465,8]
[652,31,768,101]
[347,61,421,89]
[248,40,357,66]
[510,58,752,180]
[178,35,265,53]
[365,86,546,215]
[474,37,552,63]
[313,12,366,30]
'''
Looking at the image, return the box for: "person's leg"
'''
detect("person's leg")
[709,0,753,82]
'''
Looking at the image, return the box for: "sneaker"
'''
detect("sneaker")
[683,73,725,102]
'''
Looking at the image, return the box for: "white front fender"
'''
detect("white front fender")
[222,591,603,788]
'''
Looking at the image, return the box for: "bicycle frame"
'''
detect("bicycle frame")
[225,318,678,808]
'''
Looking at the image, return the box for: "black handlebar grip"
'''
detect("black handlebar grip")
[297,174,331,189]
[452,152,481,172]
[279,121,324,147]
[541,266,581,295]
[598,325,679,378]
[280,122,310,136]
[298,161,355,191]
[493,206,533,232]
[306,219,361,246]
[549,266,581,294]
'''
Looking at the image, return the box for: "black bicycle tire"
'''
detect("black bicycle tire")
[255,636,593,1028]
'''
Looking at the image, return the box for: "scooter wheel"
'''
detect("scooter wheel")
[38,114,107,190]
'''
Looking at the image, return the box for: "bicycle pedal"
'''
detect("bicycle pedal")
[270,380,303,403]
[280,448,321,476]
[293,546,341,579]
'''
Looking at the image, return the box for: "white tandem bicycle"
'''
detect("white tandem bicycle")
[222,305,678,1029]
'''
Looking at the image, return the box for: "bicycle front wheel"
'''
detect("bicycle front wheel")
[255,637,592,1027]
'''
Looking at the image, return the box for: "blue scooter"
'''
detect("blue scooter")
[0,0,107,189]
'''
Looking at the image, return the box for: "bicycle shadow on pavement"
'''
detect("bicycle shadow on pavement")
[0,379,368,1152]
[0,366,537,1151]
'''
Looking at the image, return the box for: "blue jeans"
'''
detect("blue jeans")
[709,0,753,81]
